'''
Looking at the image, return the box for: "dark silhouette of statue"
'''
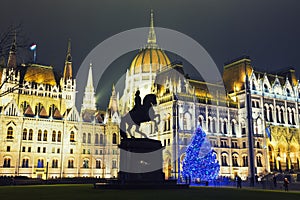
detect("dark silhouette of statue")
[120,92,160,139]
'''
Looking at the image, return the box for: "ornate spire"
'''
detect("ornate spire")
[147,9,158,48]
[81,63,96,111]
[7,33,17,68]
[107,84,120,124]
[63,39,72,80]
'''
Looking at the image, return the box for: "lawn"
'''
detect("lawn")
[0,184,299,200]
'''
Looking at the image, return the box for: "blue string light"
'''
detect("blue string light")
[182,126,220,182]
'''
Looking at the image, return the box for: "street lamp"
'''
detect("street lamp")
[29,43,37,63]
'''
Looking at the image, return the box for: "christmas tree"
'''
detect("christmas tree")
[182,126,220,182]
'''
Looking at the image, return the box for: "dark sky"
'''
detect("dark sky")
[1,0,300,109]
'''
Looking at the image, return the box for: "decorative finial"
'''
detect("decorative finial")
[66,38,72,62]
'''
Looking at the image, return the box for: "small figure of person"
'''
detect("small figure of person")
[255,174,259,184]
[283,177,289,191]
[236,175,242,189]
[273,175,277,188]
[132,90,142,112]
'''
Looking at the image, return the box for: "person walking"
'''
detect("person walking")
[236,175,242,189]
[283,178,289,191]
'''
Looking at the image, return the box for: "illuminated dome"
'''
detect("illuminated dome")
[129,10,171,75]
[130,47,170,74]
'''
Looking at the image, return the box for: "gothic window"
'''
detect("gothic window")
[212,118,216,133]
[231,121,236,136]
[38,130,42,141]
[264,105,268,121]
[22,128,27,140]
[68,160,74,168]
[52,131,56,142]
[280,108,285,124]
[112,133,117,144]
[3,158,11,168]
[276,107,280,123]
[286,88,291,97]
[221,154,228,166]
[223,121,227,134]
[112,160,117,169]
[22,158,29,168]
[241,121,246,135]
[57,131,61,142]
[208,118,211,132]
[43,130,47,141]
[83,160,89,168]
[29,129,33,140]
[87,133,91,144]
[95,134,99,144]
[96,160,101,169]
[264,84,269,92]
[269,106,273,122]
[100,134,104,145]
[198,116,203,127]
[37,159,44,168]
[242,155,248,167]
[256,155,263,167]
[292,109,296,125]
[70,131,75,142]
[7,127,13,139]
[232,154,239,167]
[82,133,86,143]
[52,159,58,168]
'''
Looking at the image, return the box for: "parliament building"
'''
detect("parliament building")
[1,11,300,181]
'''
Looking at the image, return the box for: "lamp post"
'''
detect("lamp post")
[29,43,37,63]
[46,158,49,181]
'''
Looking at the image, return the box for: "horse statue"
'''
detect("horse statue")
[120,93,160,140]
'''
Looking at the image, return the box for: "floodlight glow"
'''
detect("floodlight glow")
[30,44,37,51]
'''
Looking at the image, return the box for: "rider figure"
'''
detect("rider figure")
[133,90,142,111]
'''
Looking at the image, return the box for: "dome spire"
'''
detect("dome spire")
[147,9,158,48]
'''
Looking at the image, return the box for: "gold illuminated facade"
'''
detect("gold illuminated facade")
[0,39,120,179]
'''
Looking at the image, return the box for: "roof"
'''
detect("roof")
[23,64,58,85]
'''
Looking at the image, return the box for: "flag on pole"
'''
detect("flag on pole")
[266,126,271,141]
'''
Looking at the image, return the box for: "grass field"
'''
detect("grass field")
[0,184,299,200]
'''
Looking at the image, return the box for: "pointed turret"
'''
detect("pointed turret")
[81,63,96,111]
[7,34,17,68]
[63,39,72,80]
[146,9,158,48]
[106,84,120,124]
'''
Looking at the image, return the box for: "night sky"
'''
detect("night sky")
[1,0,300,109]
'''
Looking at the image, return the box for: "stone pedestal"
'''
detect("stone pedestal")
[118,138,165,184]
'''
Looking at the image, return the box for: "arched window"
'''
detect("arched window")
[286,88,291,96]
[100,134,104,145]
[232,154,239,167]
[207,118,211,132]
[198,116,203,127]
[95,134,99,144]
[43,130,48,141]
[38,130,42,141]
[52,159,58,168]
[57,131,61,142]
[256,155,263,167]
[83,160,89,168]
[37,159,44,168]
[70,131,75,142]
[276,107,280,123]
[212,118,216,133]
[264,84,268,92]
[29,129,33,140]
[23,128,27,140]
[231,121,236,136]
[112,160,117,169]
[96,160,101,169]
[7,127,13,139]
[292,109,296,125]
[82,133,86,143]
[242,155,248,167]
[269,106,273,122]
[3,158,11,168]
[221,154,228,166]
[52,131,56,142]
[223,121,227,134]
[112,133,117,144]
[87,133,91,144]
[68,160,74,168]
[22,158,29,168]
[264,105,268,121]
[280,108,285,124]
